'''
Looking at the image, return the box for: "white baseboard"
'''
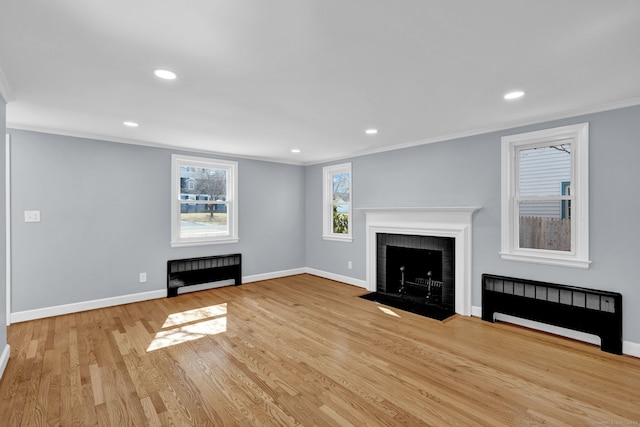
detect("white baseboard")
[471,305,639,358]
[0,344,10,380]
[304,268,368,288]
[623,340,640,358]
[471,305,482,318]
[11,289,167,323]
[9,268,307,323]
[244,268,307,284]
[8,275,639,359]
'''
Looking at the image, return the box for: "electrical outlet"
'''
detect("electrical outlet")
[347,261,353,269]
[24,210,41,222]
[139,272,147,283]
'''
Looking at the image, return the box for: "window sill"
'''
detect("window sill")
[322,234,353,243]
[171,238,239,248]
[500,252,591,269]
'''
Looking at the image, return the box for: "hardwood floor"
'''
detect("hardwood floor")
[1,274,639,426]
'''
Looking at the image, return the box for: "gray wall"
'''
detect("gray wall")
[7,105,640,346]
[9,130,305,312]
[305,105,640,344]
[0,97,6,351]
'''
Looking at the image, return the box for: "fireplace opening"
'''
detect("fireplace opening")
[361,233,455,320]
[386,246,443,304]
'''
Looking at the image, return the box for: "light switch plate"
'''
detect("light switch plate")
[24,210,41,222]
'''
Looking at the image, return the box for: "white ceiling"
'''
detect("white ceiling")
[1,1,639,165]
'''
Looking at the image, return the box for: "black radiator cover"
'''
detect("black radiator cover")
[482,274,622,354]
[167,254,242,297]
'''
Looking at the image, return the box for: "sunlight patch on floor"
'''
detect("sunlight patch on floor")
[162,303,227,328]
[147,303,228,351]
[378,306,401,317]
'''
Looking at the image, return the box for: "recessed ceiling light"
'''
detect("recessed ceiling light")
[365,129,378,135]
[504,91,525,100]
[291,148,301,153]
[123,121,139,127]
[154,69,177,80]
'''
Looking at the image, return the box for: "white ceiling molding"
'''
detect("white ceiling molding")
[306,96,640,166]
[9,95,640,167]
[5,122,306,166]
[0,66,15,103]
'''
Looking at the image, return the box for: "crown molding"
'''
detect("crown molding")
[0,66,15,103]
[6,94,640,166]
[6,123,306,166]
[305,97,640,166]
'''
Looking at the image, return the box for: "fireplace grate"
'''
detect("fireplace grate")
[401,277,443,304]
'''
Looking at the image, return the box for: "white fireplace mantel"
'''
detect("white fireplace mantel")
[358,206,481,316]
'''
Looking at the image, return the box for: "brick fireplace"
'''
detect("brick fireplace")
[360,207,480,316]
[377,233,455,310]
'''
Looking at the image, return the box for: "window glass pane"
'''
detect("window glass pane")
[332,172,350,202]
[519,200,571,251]
[180,166,227,200]
[180,206,229,239]
[332,203,349,234]
[518,144,571,197]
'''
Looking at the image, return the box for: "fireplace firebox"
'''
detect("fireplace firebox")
[377,233,455,311]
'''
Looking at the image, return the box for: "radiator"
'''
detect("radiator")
[167,254,242,298]
[482,274,622,354]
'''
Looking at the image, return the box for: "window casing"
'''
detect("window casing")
[323,163,352,242]
[501,123,590,268]
[171,154,238,247]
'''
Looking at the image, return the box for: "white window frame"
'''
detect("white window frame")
[323,162,352,242]
[171,154,238,247]
[500,122,590,268]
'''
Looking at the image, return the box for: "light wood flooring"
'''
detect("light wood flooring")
[1,274,639,426]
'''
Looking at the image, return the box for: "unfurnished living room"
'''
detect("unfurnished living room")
[1,1,640,426]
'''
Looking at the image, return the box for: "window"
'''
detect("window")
[171,154,238,246]
[501,123,590,268]
[323,162,352,241]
